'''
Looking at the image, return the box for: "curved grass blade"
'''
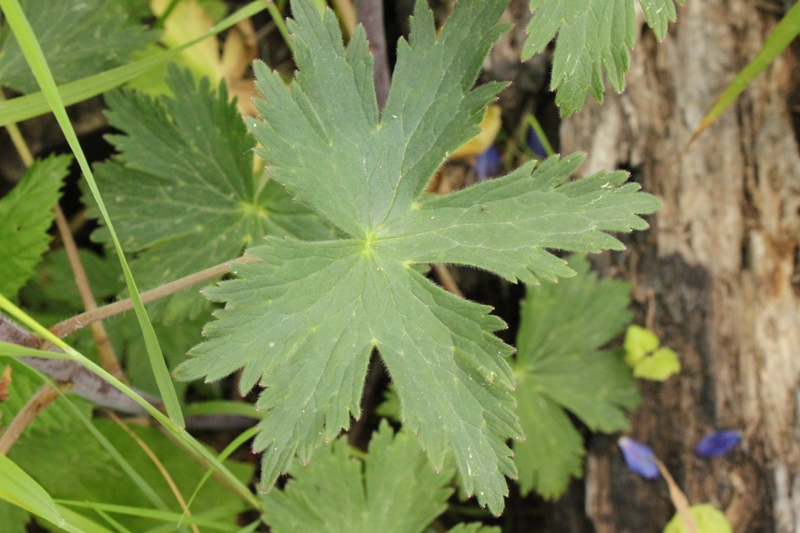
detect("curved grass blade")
[0,0,183,427]
[56,501,244,532]
[0,1,267,127]
[688,2,800,146]
[0,296,259,510]
[0,453,66,530]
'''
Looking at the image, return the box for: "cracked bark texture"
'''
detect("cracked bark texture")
[558,2,800,532]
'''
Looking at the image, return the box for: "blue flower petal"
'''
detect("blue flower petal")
[694,430,741,458]
[526,127,547,158]
[618,436,660,479]
[473,145,500,181]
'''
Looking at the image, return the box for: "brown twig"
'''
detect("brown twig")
[53,205,125,380]
[357,0,390,110]
[433,264,464,298]
[106,411,200,533]
[655,458,698,533]
[0,382,69,454]
[50,256,258,339]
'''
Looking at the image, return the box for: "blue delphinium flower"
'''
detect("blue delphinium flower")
[694,430,741,458]
[618,436,660,479]
[473,145,500,181]
[526,127,547,158]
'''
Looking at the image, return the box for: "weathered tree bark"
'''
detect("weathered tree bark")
[558,2,800,531]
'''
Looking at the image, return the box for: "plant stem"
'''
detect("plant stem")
[0,382,67,453]
[50,256,258,340]
[106,411,200,533]
[433,264,464,298]
[53,205,125,380]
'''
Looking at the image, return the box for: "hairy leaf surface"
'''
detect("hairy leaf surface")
[262,421,457,533]
[0,155,69,298]
[89,67,336,321]
[513,255,640,498]
[176,0,659,512]
[0,0,156,93]
[523,0,683,115]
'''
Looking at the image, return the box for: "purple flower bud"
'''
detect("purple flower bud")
[526,127,547,158]
[473,145,500,181]
[618,436,660,479]
[694,430,741,458]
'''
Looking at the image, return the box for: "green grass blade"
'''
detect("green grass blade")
[0,296,259,510]
[0,341,73,359]
[183,426,259,520]
[526,114,555,157]
[56,501,244,532]
[55,505,117,533]
[0,0,184,427]
[0,1,266,126]
[0,453,65,528]
[689,2,800,144]
[183,401,260,419]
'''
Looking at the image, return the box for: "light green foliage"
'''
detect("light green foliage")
[664,504,732,533]
[624,324,659,366]
[263,421,457,533]
[624,325,681,381]
[175,0,659,513]
[523,0,683,116]
[89,66,336,321]
[7,417,252,531]
[513,255,640,499]
[0,155,69,299]
[0,0,156,93]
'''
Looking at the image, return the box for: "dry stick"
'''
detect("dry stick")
[433,263,464,298]
[106,411,200,533]
[655,458,698,533]
[53,205,125,380]
[50,256,258,340]
[0,383,69,454]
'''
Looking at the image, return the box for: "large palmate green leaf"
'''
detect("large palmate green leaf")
[175,0,659,513]
[88,66,336,322]
[513,255,640,499]
[263,421,458,533]
[0,0,156,93]
[0,154,70,298]
[523,0,683,116]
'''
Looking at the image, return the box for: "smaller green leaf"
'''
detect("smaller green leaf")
[523,0,683,116]
[623,324,660,367]
[633,347,680,381]
[262,421,455,533]
[513,254,639,499]
[0,0,157,94]
[663,504,732,533]
[0,154,70,298]
[0,453,63,528]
